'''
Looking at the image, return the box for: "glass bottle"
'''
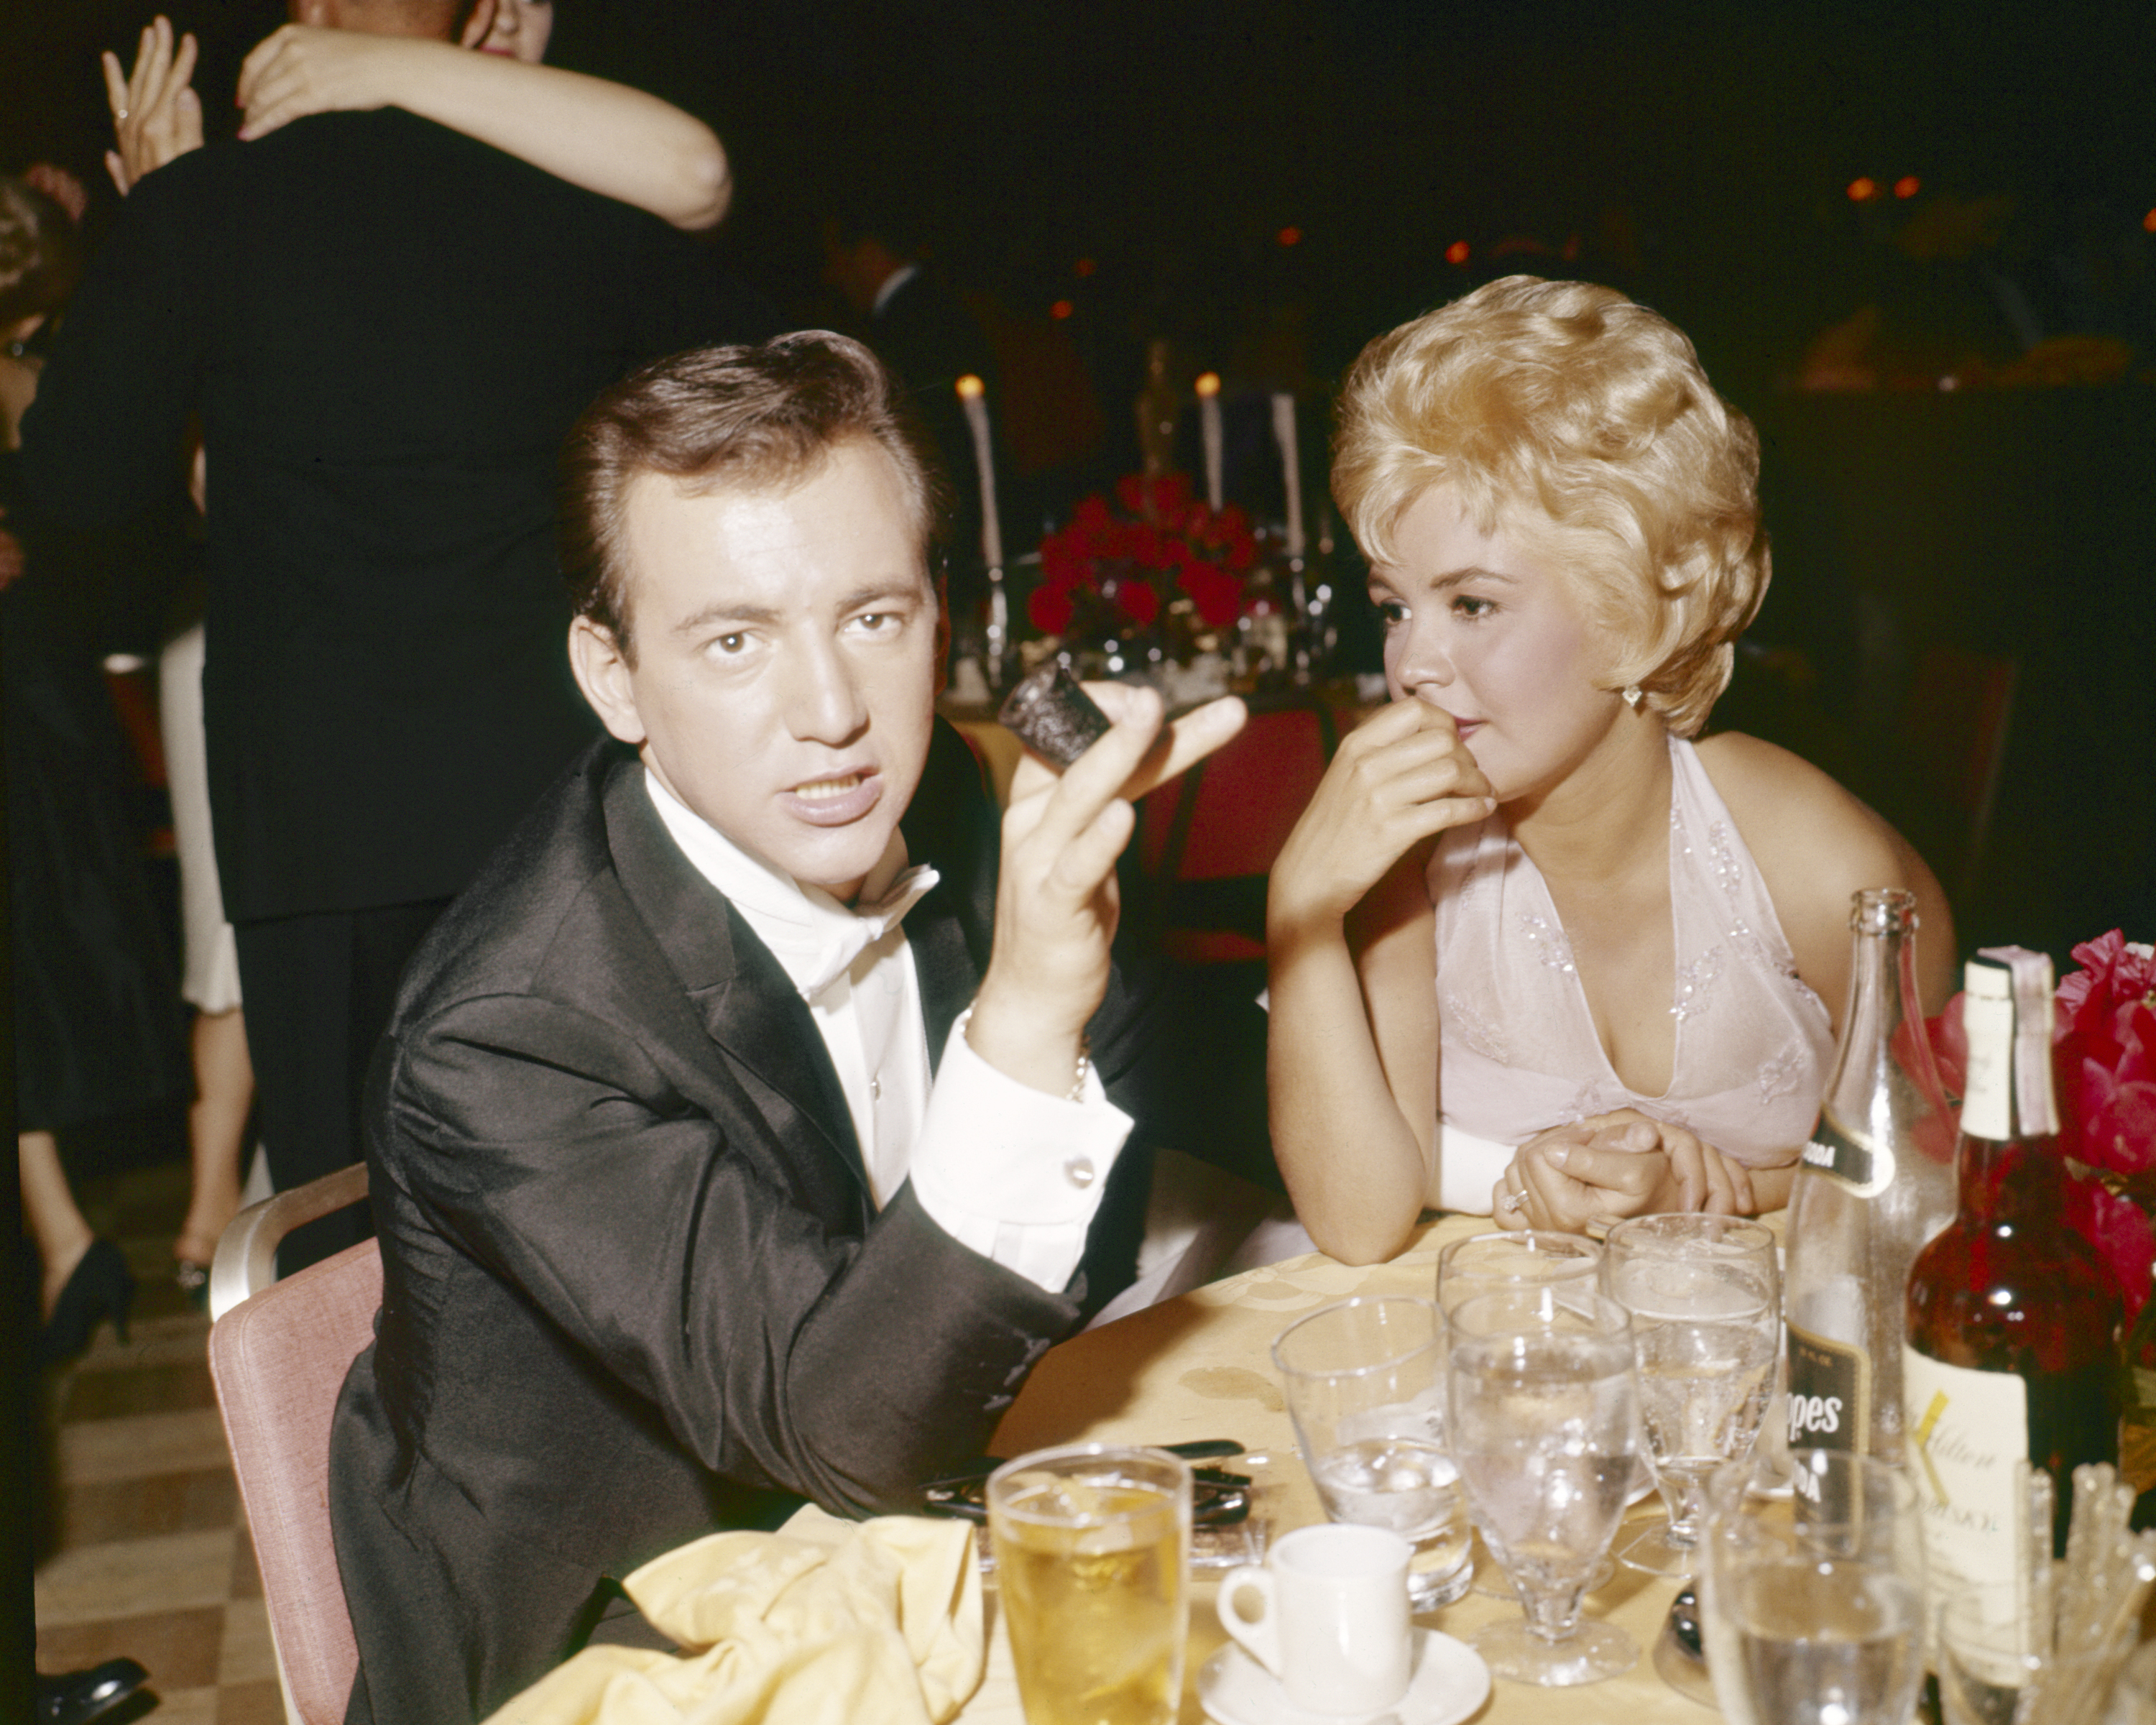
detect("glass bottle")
[1904,947,2120,1616]
[1782,888,1956,1465]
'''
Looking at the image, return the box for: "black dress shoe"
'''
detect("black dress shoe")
[36,1658,148,1724]
[40,1239,136,1364]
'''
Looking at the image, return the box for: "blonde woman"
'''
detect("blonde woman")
[1266,277,1953,1264]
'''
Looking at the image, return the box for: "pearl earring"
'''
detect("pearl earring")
[1621,684,1645,710]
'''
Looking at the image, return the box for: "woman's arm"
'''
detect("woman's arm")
[236,26,729,230]
[1266,699,1495,1264]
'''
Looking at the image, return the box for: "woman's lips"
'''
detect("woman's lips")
[781,770,882,827]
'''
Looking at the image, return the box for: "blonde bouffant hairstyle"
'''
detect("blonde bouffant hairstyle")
[1332,276,1769,737]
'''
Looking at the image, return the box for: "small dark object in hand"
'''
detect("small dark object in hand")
[997,663,1112,768]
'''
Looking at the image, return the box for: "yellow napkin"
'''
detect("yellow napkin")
[481,1508,984,1725]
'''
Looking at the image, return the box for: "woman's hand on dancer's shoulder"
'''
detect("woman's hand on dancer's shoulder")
[1495,1109,1756,1233]
[103,15,203,195]
[1268,698,1494,937]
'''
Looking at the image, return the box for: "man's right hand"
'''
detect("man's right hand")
[965,685,1244,1097]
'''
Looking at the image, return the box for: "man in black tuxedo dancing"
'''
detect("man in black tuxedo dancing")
[22,0,762,1267]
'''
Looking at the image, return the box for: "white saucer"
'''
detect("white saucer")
[1197,1628,1492,1725]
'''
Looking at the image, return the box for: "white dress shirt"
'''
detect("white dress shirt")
[645,772,1130,1292]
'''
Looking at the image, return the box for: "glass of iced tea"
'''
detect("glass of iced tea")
[987,1444,1193,1725]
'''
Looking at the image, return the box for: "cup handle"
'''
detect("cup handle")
[1217,1565,1282,1676]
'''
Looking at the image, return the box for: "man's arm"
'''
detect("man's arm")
[19,165,206,530]
[377,992,1079,1517]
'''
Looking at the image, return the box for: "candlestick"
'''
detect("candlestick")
[1271,390,1303,558]
[955,374,1003,571]
[1196,372,1224,512]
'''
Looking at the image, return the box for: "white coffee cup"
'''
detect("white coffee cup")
[1217,1523,1413,1714]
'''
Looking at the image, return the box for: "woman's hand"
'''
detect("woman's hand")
[1493,1109,1758,1233]
[103,16,203,196]
[237,25,422,141]
[1268,698,1494,937]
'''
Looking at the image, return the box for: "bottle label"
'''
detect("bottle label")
[1798,1112,1897,1199]
[1787,1322,1870,1452]
[1903,1346,2033,1675]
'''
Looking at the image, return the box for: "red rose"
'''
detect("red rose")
[1029,584,1075,635]
[1041,538,1087,588]
[1115,474,1147,517]
[1117,577,1161,625]
[1150,473,1192,518]
[1181,564,1244,628]
[2068,1177,2156,1318]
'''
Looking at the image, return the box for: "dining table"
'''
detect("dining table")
[954,1209,1733,1725]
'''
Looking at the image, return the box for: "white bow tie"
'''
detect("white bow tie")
[796,865,940,998]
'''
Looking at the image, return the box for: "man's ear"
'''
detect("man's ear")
[456,0,498,50]
[291,0,337,26]
[568,615,648,747]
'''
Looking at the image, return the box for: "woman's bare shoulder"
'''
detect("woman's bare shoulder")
[1692,732,1955,1010]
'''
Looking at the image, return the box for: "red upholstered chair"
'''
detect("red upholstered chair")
[1138,701,1338,963]
[207,1165,377,1725]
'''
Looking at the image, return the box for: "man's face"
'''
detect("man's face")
[571,441,939,903]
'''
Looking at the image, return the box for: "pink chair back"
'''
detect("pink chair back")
[208,1239,381,1725]
[1138,703,1337,962]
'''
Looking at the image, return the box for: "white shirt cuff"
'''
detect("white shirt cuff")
[908,1017,1134,1293]
[1438,1121,1517,1215]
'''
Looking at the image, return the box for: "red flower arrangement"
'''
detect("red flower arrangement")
[1927,931,2156,1317]
[1031,473,1258,644]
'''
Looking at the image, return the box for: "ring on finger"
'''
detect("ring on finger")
[1498,1189,1525,1215]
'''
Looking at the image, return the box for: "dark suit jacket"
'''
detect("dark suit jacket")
[21,111,768,922]
[328,725,1213,1724]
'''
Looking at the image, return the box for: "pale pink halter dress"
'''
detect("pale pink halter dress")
[1428,735,1833,1207]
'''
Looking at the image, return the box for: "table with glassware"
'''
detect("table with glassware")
[956,1210,1759,1725]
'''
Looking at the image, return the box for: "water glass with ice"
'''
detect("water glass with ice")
[1701,1447,1926,1725]
[1447,1286,1642,1685]
[1271,1294,1471,1609]
[1602,1213,1781,1576]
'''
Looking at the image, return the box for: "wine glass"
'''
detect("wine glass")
[1700,1447,1925,1725]
[1438,1232,1611,1596]
[1271,1294,1473,1609]
[1436,1229,1603,1317]
[1447,1287,1641,1685]
[1601,1214,1781,1576]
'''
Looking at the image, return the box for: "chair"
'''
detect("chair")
[207,1164,377,1725]
[1137,700,1338,962]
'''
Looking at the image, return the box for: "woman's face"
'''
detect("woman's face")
[475,0,554,63]
[1370,486,1625,805]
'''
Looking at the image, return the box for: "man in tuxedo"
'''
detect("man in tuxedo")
[21,0,761,1268]
[328,332,1251,1723]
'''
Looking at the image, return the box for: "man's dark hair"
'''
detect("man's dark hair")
[559,331,949,661]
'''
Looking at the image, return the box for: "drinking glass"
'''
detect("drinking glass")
[987,1444,1192,1725]
[1437,1229,1603,1317]
[1602,1213,1781,1576]
[1271,1294,1472,1609]
[1447,1287,1642,1685]
[1701,1447,1926,1725]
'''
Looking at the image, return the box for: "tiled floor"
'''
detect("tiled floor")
[32,1155,285,1724]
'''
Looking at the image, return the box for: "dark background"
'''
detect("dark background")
[3,0,2152,957]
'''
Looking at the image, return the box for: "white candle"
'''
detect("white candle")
[1272,390,1304,558]
[1196,372,1224,512]
[956,374,1003,570]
